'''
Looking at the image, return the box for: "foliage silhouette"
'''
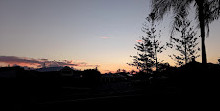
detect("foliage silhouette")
[128,36,154,73]
[151,0,220,64]
[167,18,200,66]
[143,13,165,71]
[128,13,165,73]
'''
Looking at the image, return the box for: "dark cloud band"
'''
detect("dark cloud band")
[0,56,97,68]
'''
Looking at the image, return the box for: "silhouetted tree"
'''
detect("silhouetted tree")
[151,0,220,64]
[83,69,101,87]
[116,69,126,73]
[167,18,200,66]
[129,13,165,73]
[157,62,171,72]
[130,70,136,74]
[128,37,154,73]
[142,13,165,71]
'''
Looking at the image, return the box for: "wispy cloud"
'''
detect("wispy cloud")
[100,36,111,39]
[0,56,98,68]
[136,40,142,42]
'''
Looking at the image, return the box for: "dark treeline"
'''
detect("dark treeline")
[0,61,220,110]
[0,66,101,110]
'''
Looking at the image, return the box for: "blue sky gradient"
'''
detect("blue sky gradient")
[0,0,219,73]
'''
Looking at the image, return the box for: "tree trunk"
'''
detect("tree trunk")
[183,31,187,64]
[185,41,187,64]
[154,37,158,71]
[197,0,207,64]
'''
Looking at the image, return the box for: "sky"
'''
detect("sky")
[0,0,219,73]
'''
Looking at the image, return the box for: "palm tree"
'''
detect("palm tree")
[151,0,220,64]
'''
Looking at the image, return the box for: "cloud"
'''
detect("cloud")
[136,40,142,42]
[100,36,111,39]
[0,56,42,66]
[0,56,97,68]
[40,59,48,61]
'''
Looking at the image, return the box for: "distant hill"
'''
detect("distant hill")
[35,67,64,72]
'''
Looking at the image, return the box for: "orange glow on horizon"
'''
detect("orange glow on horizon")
[0,55,218,74]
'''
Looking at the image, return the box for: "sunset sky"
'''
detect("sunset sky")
[0,0,220,73]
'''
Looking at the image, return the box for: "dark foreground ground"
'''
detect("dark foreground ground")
[6,81,218,111]
[17,89,217,111]
[1,62,220,111]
